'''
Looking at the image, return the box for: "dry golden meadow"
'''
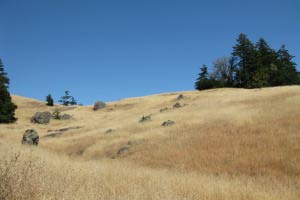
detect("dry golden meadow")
[1,86,300,199]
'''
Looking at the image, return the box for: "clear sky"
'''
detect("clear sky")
[0,0,299,104]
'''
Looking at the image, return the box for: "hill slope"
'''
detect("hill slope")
[1,86,300,200]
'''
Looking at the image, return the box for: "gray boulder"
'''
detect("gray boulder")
[105,128,115,134]
[93,101,106,111]
[22,129,39,145]
[162,120,176,127]
[117,146,129,155]
[44,132,63,138]
[31,111,51,124]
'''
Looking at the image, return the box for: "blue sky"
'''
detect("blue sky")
[0,0,299,104]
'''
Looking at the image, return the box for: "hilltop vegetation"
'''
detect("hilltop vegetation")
[0,86,300,199]
[195,34,300,90]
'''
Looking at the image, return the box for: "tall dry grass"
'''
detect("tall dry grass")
[1,143,298,200]
[0,86,300,199]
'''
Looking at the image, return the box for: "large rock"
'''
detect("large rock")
[31,112,51,124]
[105,128,115,134]
[117,146,129,155]
[22,129,39,145]
[93,101,106,111]
[162,120,176,127]
[45,126,82,138]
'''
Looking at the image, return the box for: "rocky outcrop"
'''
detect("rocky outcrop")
[45,126,82,138]
[31,112,51,124]
[105,129,115,134]
[93,101,106,111]
[162,120,176,127]
[22,129,39,145]
[117,146,129,155]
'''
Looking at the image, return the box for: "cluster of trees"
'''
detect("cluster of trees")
[195,33,300,90]
[0,59,17,123]
[0,57,79,124]
[46,91,77,107]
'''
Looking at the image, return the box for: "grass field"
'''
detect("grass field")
[1,86,300,199]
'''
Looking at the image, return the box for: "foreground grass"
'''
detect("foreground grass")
[0,86,300,199]
[1,143,298,200]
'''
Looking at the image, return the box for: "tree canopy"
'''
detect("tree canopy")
[195,33,299,90]
[0,58,17,123]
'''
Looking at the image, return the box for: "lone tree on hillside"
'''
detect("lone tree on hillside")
[46,94,54,106]
[70,96,77,106]
[59,90,77,106]
[0,58,17,123]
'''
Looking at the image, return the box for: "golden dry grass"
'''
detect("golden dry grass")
[1,86,300,199]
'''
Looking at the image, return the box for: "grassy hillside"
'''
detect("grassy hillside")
[1,86,300,199]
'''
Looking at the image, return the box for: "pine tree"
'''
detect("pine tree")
[58,90,77,106]
[275,45,300,85]
[253,38,277,87]
[46,94,54,106]
[59,91,71,106]
[0,59,17,123]
[195,65,215,90]
[70,97,77,105]
[232,33,258,88]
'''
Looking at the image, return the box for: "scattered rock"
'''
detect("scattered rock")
[173,102,182,108]
[31,112,51,124]
[22,129,39,145]
[48,126,82,133]
[117,146,129,155]
[59,126,81,132]
[139,115,151,123]
[44,132,63,138]
[177,94,184,100]
[105,129,115,134]
[45,126,81,138]
[160,107,170,113]
[93,101,106,111]
[162,120,176,127]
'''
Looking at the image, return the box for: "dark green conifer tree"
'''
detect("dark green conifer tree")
[232,33,258,88]
[46,94,54,106]
[275,45,300,85]
[0,59,17,123]
[195,65,215,90]
[253,38,277,87]
[70,97,77,106]
[59,91,77,106]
